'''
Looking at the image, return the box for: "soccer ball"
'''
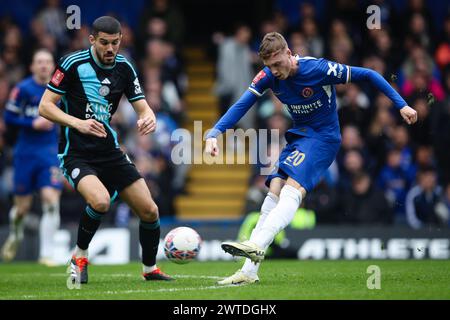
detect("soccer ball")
[163,227,202,264]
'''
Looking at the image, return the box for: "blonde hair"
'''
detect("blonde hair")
[258,32,288,60]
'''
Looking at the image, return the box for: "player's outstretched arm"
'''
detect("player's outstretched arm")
[204,90,258,157]
[131,98,156,136]
[349,66,418,125]
[39,89,107,138]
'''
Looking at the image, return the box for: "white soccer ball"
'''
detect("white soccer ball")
[163,227,202,264]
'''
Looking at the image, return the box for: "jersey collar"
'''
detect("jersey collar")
[90,46,116,70]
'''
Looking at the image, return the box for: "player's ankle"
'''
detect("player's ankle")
[74,246,88,258]
[143,264,157,273]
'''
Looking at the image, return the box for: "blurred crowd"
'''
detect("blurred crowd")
[0,0,449,230]
[214,0,450,229]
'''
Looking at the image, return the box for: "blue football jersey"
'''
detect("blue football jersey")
[248,56,350,142]
[5,76,59,155]
[207,55,407,142]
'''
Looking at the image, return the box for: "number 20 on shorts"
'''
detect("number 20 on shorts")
[284,150,305,166]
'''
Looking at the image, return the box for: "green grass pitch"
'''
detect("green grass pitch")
[0,260,449,300]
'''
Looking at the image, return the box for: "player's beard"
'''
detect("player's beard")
[102,53,116,65]
[96,48,116,65]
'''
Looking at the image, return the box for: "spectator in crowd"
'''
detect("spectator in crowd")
[365,28,401,75]
[434,14,450,70]
[377,148,416,218]
[67,24,91,53]
[401,46,445,102]
[431,66,450,184]
[406,167,443,229]
[390,125,415,173]
[340,172,393,225]
[337,83,370,133]
[305,178,339,225]
[336,125,372,174]
[337,149,365,192]
[301,18,324,57]
[365,98,396,173]
[327,18,354,65]
[214,23,254,128]
[243,175,268,214]
[36,0,69,49]
[138,0,185,48]
[144,38,187,105]
[288,31,309,57]
[1,25,26,85]
[406,13,432,50]
[400,0,434,46]
[407,93,433,146]
[415,144,436,169]
[435,182,450,227]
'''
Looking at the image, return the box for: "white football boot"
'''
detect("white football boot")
[1,234,22,262]
[221,240,265,263]
[1,212,24,262]
[217,269,259,285]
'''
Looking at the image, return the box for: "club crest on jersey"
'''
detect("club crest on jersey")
[302,87,314,98]
[99,85,110,96]
[51,69,65,86]
[71,168,80,179]
[252,70,266,85]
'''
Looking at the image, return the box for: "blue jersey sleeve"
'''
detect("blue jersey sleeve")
[349,66,407,109]
[4,86,33,128]
[316,58,350,85]
[248,68,273,97]
[205,90,258,139]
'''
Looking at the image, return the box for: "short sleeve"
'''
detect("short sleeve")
[316,58,350,85]
[123,61,145,102]
[47,57,73,95]
[248,68,272,97]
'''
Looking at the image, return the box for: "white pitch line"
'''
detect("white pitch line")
[49,273,223,280]
[102,284,239,295]
[174,275,223,280]
[19,283,239,299]
[16,274,233,299]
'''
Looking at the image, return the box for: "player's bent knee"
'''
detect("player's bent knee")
[139,203,159,222]
[40,188,60,204]
[89,197,110,213]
